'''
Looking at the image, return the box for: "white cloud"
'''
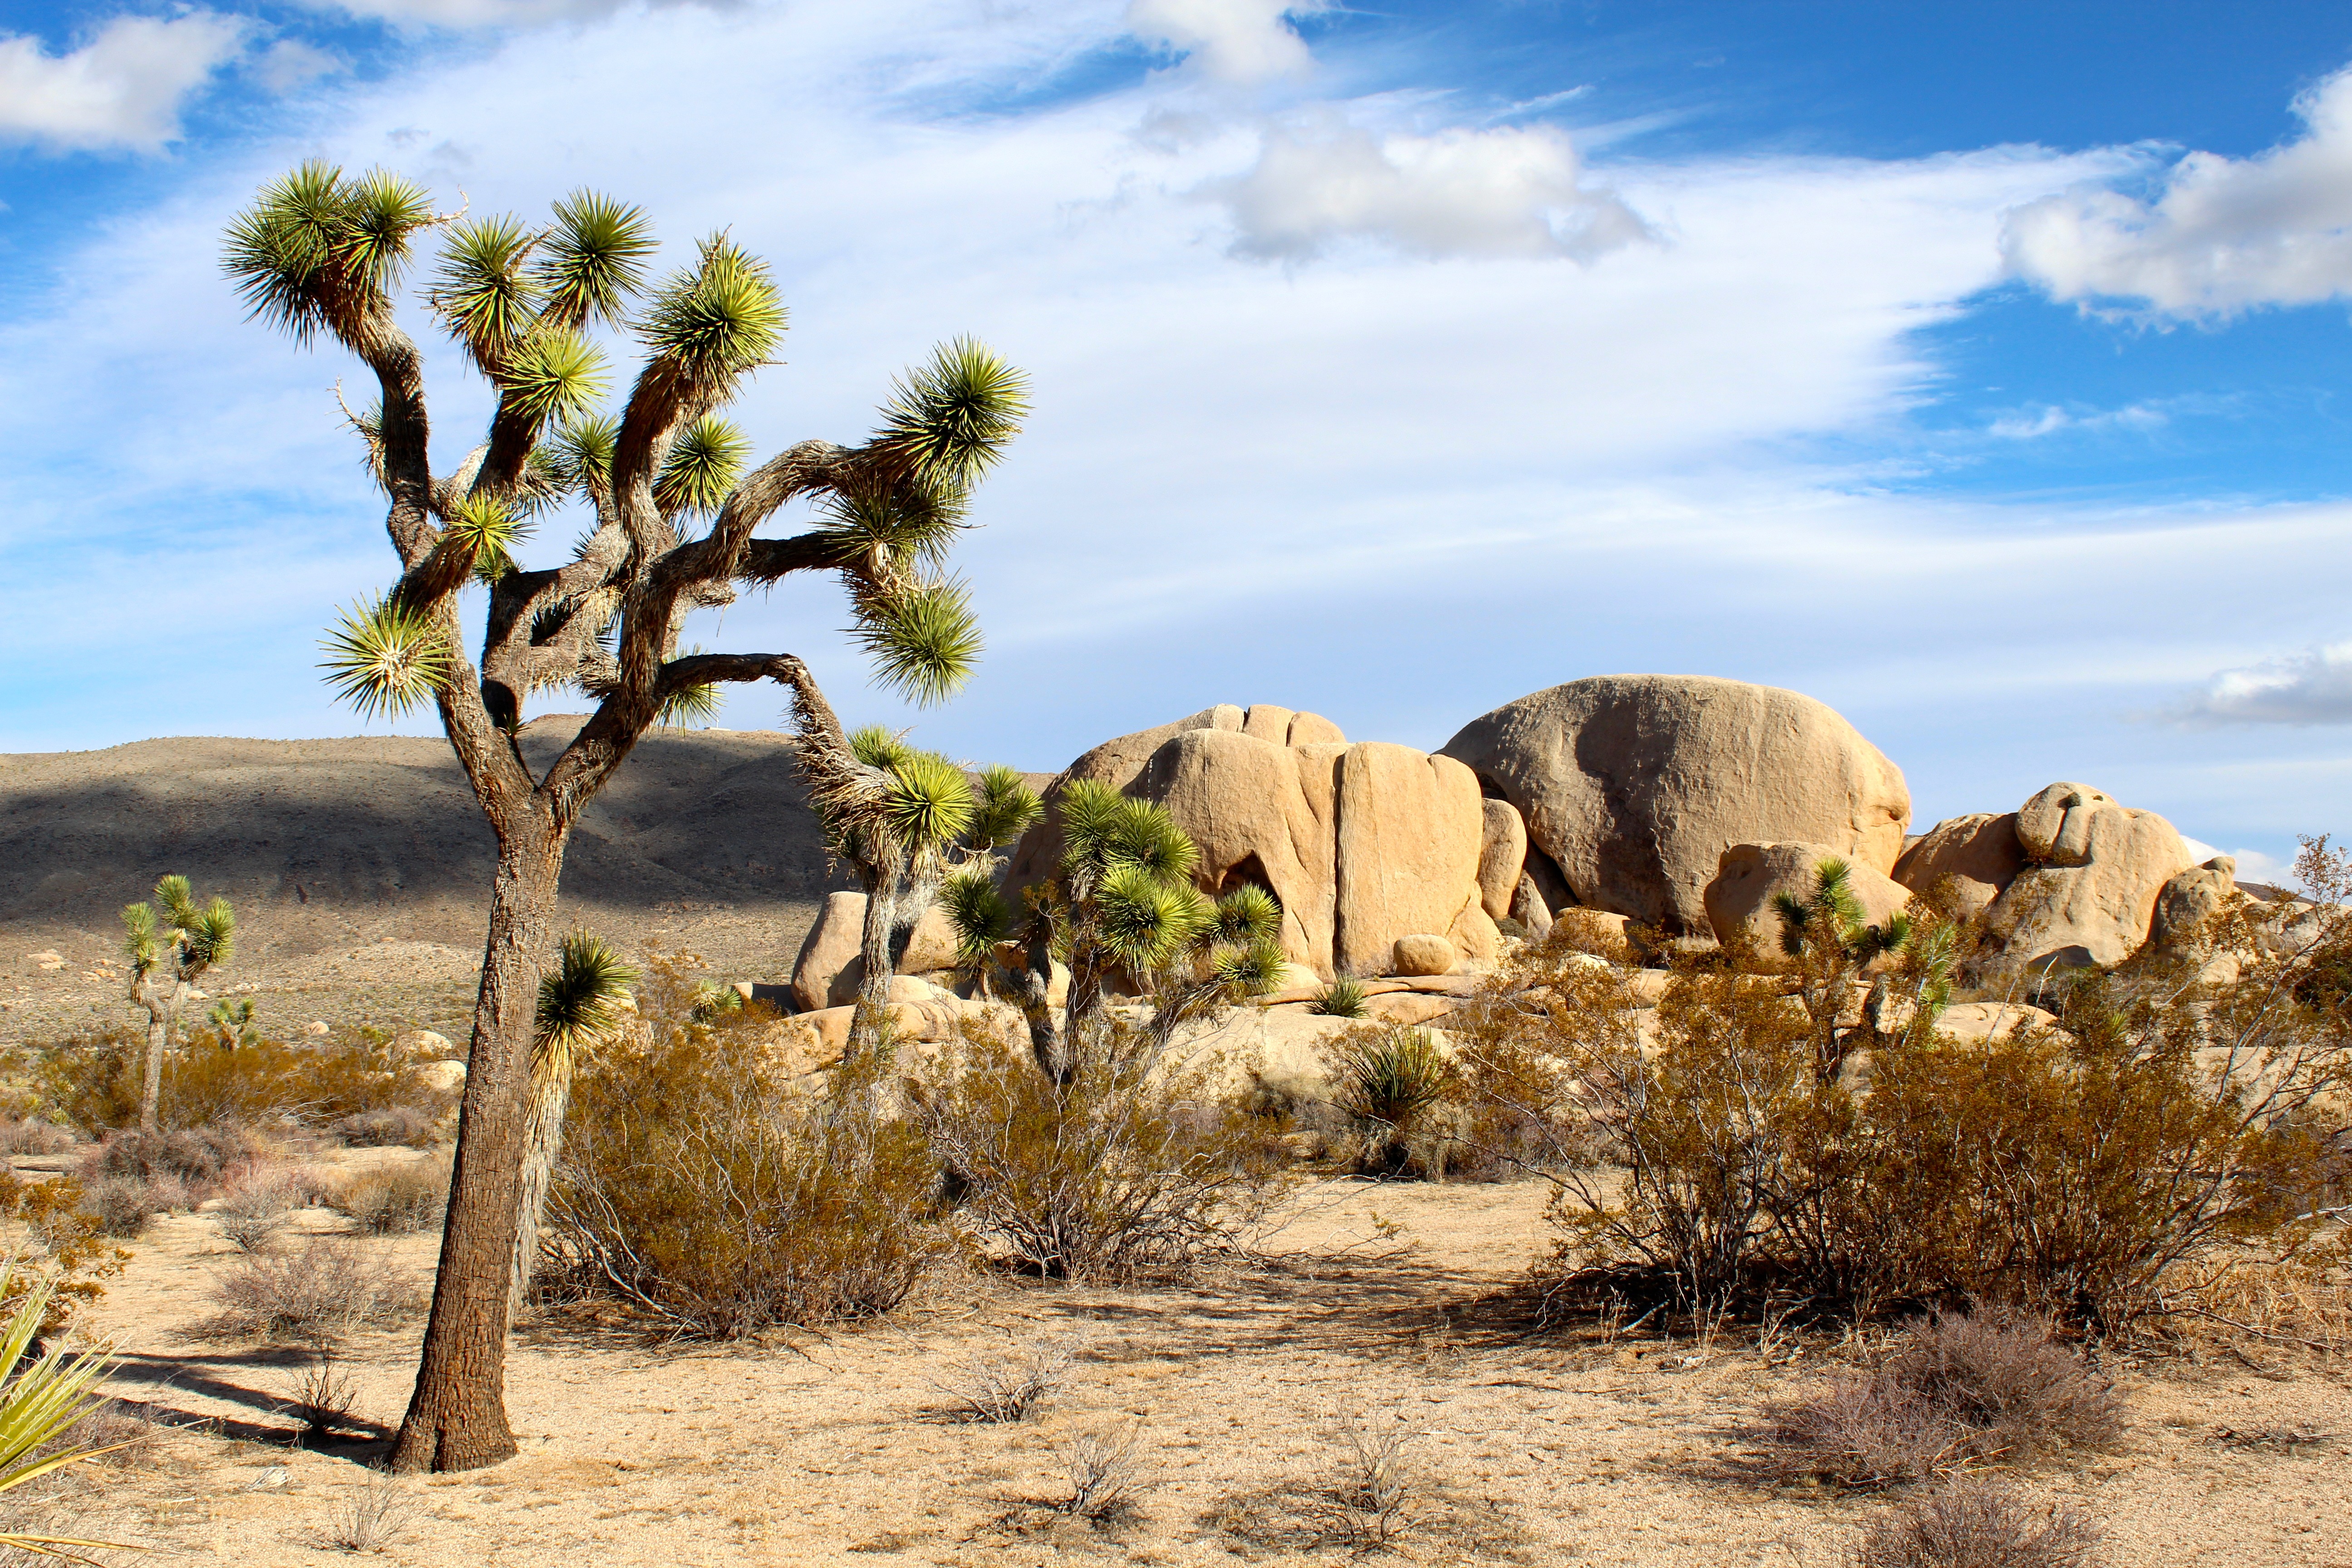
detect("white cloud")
[2180,837,2297,887]
[2171,642,2352,726]
[249,39,346,93]
[0,12,248,152]
[2003,63,2352,318]
[1125,0,1320,85]
[1203,117,1653,261]
[1984,401,2166,439]
[287,0,647,25]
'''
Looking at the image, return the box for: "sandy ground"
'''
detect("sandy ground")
[11,1162,2346,1568]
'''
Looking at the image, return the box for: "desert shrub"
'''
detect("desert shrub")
[0,1172,128,1332]
[1058,1426,1147,1520]
[0,1121,76,1157]
[1309,979,1369,1019]
[916,1023,1279,1282]
[215,1175,300,1253]
[76,1176,181,1239]
[326,1105,443,1149]
[88,1126,254,1189]
[1762,1313,2123,1488]
[333,1161,449,1236]
[1844,1481,2102,1568]
[206,1237,415,1342]
[29,1026,456,1138]
[543,1000,944,1338]
[318,1470,414,1553]
[1324,1413,1417,1546]
[1458,852,2352,1329]
[930,1339,1076,1423]
[1323,1024,1455,1178]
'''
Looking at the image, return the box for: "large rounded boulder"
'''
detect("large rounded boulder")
[1439,676,1911,933]
[1980,783,2195,975]
[1893,813,2026,919]
[1704,842,1914,951]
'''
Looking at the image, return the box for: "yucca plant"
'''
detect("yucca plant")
[510,932,638,1325]
[121,874,235,1135]
[940,782,1287,1082]
[223,164,1027,1474]
[1773,859,1953,1082]
[0,1267,132,1560]
[1310,978,1370,1019]
[1330,1025,1454,1176]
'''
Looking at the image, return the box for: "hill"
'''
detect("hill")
[0,716,857,1044]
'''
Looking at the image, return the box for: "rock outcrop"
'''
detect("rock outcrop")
[1440,675,1911,934]
[1703,842,1914,950]
[1893,813,2025,919]
[1006,706,1499,979]
[1980,783,2195,974]
[789,891,960,1012]
[1476,799,1528,922]
[2149,856,2239,952]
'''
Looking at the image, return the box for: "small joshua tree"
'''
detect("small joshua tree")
[791,718,1039,1061]
[1773,858,1953,1082]
[510,931,637,1325]
[939,781,1287,1082]
[121,876,235,1135]
[223,164,1026,1471]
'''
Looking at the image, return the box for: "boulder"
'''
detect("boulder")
[1550,907,1634,955]
[418,1059,467,1093]
[1476,799,1528,922]
[1980,784,2195,974]
[1441,675,1910,933]
[789,892,963,1011]
[1509,873,1554,941]
[1129,727,1335,974]
[1933,1000,2055,1041]
[1391,934,1457,976]
[1004,703,1344,889]
[2150,857,2239,951]
[1704,842,1915,951]
[1333,744,1497,976]
[1365,991,1461,1024]
[393,1029,454,1058]
[1893,813,2025,919]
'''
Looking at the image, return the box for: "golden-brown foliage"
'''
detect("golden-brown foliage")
[543,963,944,1338]
[0,1174,129,1333]
[24,1025,454,1139]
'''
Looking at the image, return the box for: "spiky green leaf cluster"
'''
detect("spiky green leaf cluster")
[120,902,159,971]
[970,764,1042,851]
[223,161,433,346]
[0,1269,134,1558]
[431,213,539,358]
[447,494,534,580]
[1333,1026,1452,1130]
[811,478,968,574]
[1310,977,1370,1019]
[941,867,1013,967]
[122,877,234,979]
[546,414,618,498]
[319,595,455,720]
[639,233,786,393]
[656,681,723,729]
[654,416,751,518]
[537,190,656,329]
[1060,782,1199,888]
[882,749,976,852]
[1095,861,1214,971]
[853,579,983,707]
[536,931,639,1056]
[873,336,1029,490]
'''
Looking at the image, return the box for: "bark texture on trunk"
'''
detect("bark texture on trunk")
[136,993,168,1137]
[391,826,564,1474]
[506,1051,574,1329]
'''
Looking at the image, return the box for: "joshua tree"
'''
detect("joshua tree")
[791,715,1039,1059]
[120,876,235,1135]
[1773,858,1953,1082]
[510,931,637,1326]
[939,780,1286,1082]
[223,164,1025,1472]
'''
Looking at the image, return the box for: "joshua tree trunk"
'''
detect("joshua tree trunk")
[131,980,175,1136]
[852,861,903,1058]
[508,1045,577,1328]
[392,823,564,1473]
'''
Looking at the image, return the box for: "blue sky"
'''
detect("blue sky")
[4,0,2352,881]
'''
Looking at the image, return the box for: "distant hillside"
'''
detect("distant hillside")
[0,716,859,1043]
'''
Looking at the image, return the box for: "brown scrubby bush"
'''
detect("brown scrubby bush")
[915,1020,1279,1282]
[1761,1313,2123,1489]
[1446,838,2352,1333]
[333,1161,449,1236]
[205,1237,415,1342]
[1844,1480,2102,1568]
[541,982,943,1339]
[26,1025,455,1140]
[0,1170,128,1330]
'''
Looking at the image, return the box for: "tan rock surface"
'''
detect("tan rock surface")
[1390,934,1458,976]
[1476,799,1528,922]
[1441,674,1911,933]
[1983,784,2195,974]
[2151,857,2240,951]
[1704,842,1914,950]
[1893,812,2025,918]
[1334,744,1492,976]
[1128,728,1333,974]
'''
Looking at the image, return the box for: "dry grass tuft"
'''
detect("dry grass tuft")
[1318,1412,1417,1545]
[288,1353,363,1440]
[930,1340,1076,1423]
[216,1174,300,1253]
[315,1469,414,1553]
[1057,1426,1147,1521]
[331,1162,447,1236]
[1761,1312,2123,1489]
[203,1237,416,1343]
[1843,1480,2102,1568]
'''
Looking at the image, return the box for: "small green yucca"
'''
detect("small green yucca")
[0,1267,130,1558]
[1310,978,1369,1019]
